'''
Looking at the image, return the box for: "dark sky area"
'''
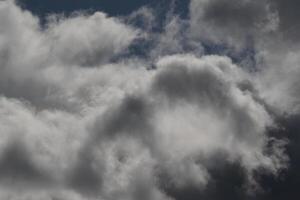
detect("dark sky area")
[17,0,189,17]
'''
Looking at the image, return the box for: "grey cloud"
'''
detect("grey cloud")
[0,1,292,200]
[92,96,152,140]
[150,55,286,188]
[153,57,229,106]
[67,154,103,195]
[189,0,278,48]
[202,1,265,27]
[86,54,287,192]
[271,0,300,41]
[254,48,300,114]
[0,142,50,186]
[69,96,156,196]
[250,1,300,115]
[188,0,300,116]
[0,51,284,199]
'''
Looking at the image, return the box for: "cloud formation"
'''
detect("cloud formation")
[188,0,300,116]
[189,0,278,49]
[0,0,297,199]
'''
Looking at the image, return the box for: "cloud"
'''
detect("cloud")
[82,54,286,194]
[185,1,300,198]
[0,0,139,112]
[189,0,278,49]
[187,0,300,116]
[248,1,300,115]
[254,48,300,114]
[150,55,286,187]
[0,0,292,200]
[0,142,49,185]
[46,12,138,67]
[271,0,300,41]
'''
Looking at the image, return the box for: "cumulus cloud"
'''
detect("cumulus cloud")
[151,55,285,185]
[46,12,138,66]
[0,0,139,111]
[0,0,293,199]
[187,0,300,116]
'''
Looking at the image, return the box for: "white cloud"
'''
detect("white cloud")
[150,55,284,187]
[47,12,138,66]
[0,0,290,199]
[0,0,140,112]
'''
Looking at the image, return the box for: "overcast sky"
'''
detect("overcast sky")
[0,0,300,199]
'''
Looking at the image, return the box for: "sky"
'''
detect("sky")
[18,0,189,16]
[0,0,300,200]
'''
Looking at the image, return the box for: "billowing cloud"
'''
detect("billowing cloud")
[0,0,294,199]
[0,0,139,112]
[187,0,300,116]
[47,12,138,66]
